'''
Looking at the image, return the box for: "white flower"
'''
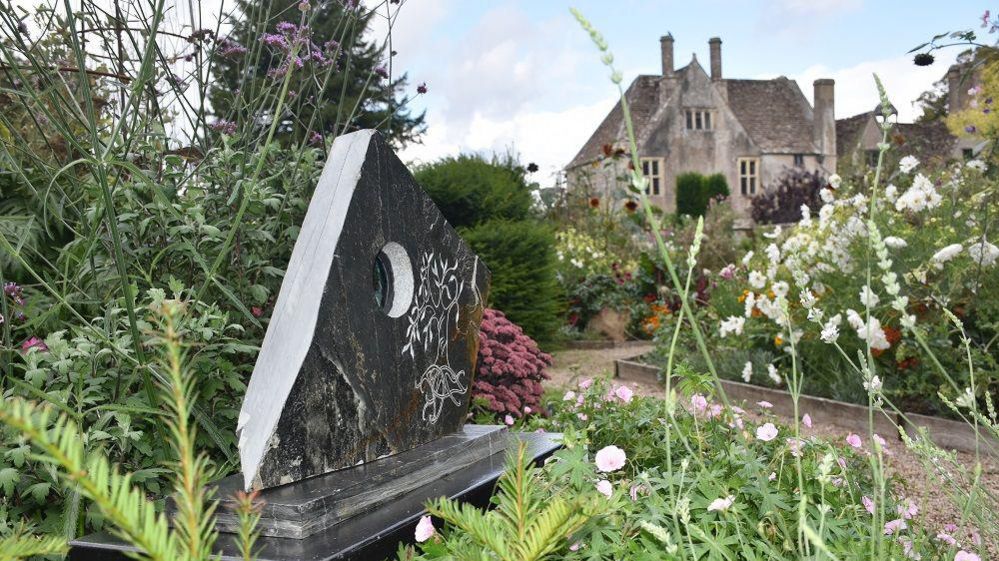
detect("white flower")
[742,251,755,267]
[771,281,789,299]
[899,155,919,174]
[846,310,890,350]
[859,285,880,308]
[931,243,963,265]
[748,270,767,289]
[819,188,835,203]
[884,184,898,203]
[820,315,841,344]
[966,159,987,172]
[967,240,999,266]
[799,204,812,226]
[883,236,907,249]
[743,291,757,318]
[895,174,942,213]
[864,375,883,393]
[828,174,842,189]
[707,495,735,512]
[741,361,753,383]
[955,388,975,409]
[765,243,781,265]
[719,316,746,337]
[767,364,782,385]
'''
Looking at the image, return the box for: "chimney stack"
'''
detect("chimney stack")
[947,65,964,113]
[813,79,836,162]
[660,34,674,77]
[708,37,722,80]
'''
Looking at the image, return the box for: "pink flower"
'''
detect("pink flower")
[846,433,862,449]
[937,532,957,546]
[955,552,980,561]
[577,412,588,421]
[20,336,47,353]
[578,378,593,390]
[757,400,773,409]
[504,414,514,426]
[707,495,735,512]
[756,422,778,441]
[837,457,847,470]
[614,385,634,403]
[884,518,908,535]
[873,433,891,454]
[569,542,582,551]
[690,394,708,413]
[898,499,918,520]
[862,495,875,515]
[594,445,627,472]
[414,515,435,542]
[802,413,812,428]
[629,484,645,501]
[596,479,613,497]
[768,471,776,481]
[786,437,803,457]
[563,390,577,401]
[524,406,532,414]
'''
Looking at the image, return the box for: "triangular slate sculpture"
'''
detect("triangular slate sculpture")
[237,130,490,491]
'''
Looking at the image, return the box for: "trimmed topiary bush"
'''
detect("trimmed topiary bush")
[413,154,534,229]
[703,173,730,206]
[473,308,552,419]
[675,172,705,217]
[462,219,561,343]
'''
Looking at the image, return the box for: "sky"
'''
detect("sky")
[366,0,985,186]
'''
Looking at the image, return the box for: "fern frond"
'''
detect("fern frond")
[0,532,68,560]
[0,398,179,561]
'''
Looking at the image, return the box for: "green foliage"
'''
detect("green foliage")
[0,528,67,560]
[0,301,234,561]
[675,172,705,217]
[463,220,561,344]
[675,172,729,218]
[403,443,600,561]
[414,154,536,229]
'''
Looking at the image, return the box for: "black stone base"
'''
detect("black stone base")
[68,428,561,561]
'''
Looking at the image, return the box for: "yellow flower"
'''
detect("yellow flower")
[774,335,783,346]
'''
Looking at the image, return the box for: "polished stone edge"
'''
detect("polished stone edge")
[69,430,562,561]
[211,425,509,539]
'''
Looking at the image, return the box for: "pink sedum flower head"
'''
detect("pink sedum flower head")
[756,423,778,442]
[954,552,980,561]
[596,479,613,498]
[594,445,627,472]
[862,495,875,515]
[846,433,862,449]
[614,385,634,403]
[802,413,812,428]
[414,515,435,542]
[707,495,735,512]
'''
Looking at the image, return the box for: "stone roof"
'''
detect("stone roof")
[836,111,957,164]
[567,74,662,168]
[567,69,820,169]
[723,78,819,154]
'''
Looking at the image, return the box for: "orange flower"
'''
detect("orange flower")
[737,289,750,303]
[884,326,902,347]
[774,335,783,347]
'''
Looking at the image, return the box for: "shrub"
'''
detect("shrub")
[750,167,825,224]
[413,154,535,229]
[675,172,729,217]
[675,172,705,217]
[462,220,561,343]
[472,309,552,419]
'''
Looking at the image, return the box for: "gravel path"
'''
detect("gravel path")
[547,346,999,556]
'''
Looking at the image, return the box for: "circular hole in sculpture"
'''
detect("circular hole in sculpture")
[372,241,414,318]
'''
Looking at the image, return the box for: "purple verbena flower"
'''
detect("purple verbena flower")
[219,37,248,58]
[210,119,237,135]
[374,65,389,79]
[309,131,323,146]
[417,82,427,94]
[275,21,297,34]
[966,125,977,134]
[261,33,289,49]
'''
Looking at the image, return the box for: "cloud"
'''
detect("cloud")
[401,96,616,186]
[789,51,958,122]
[760,0,863,36]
